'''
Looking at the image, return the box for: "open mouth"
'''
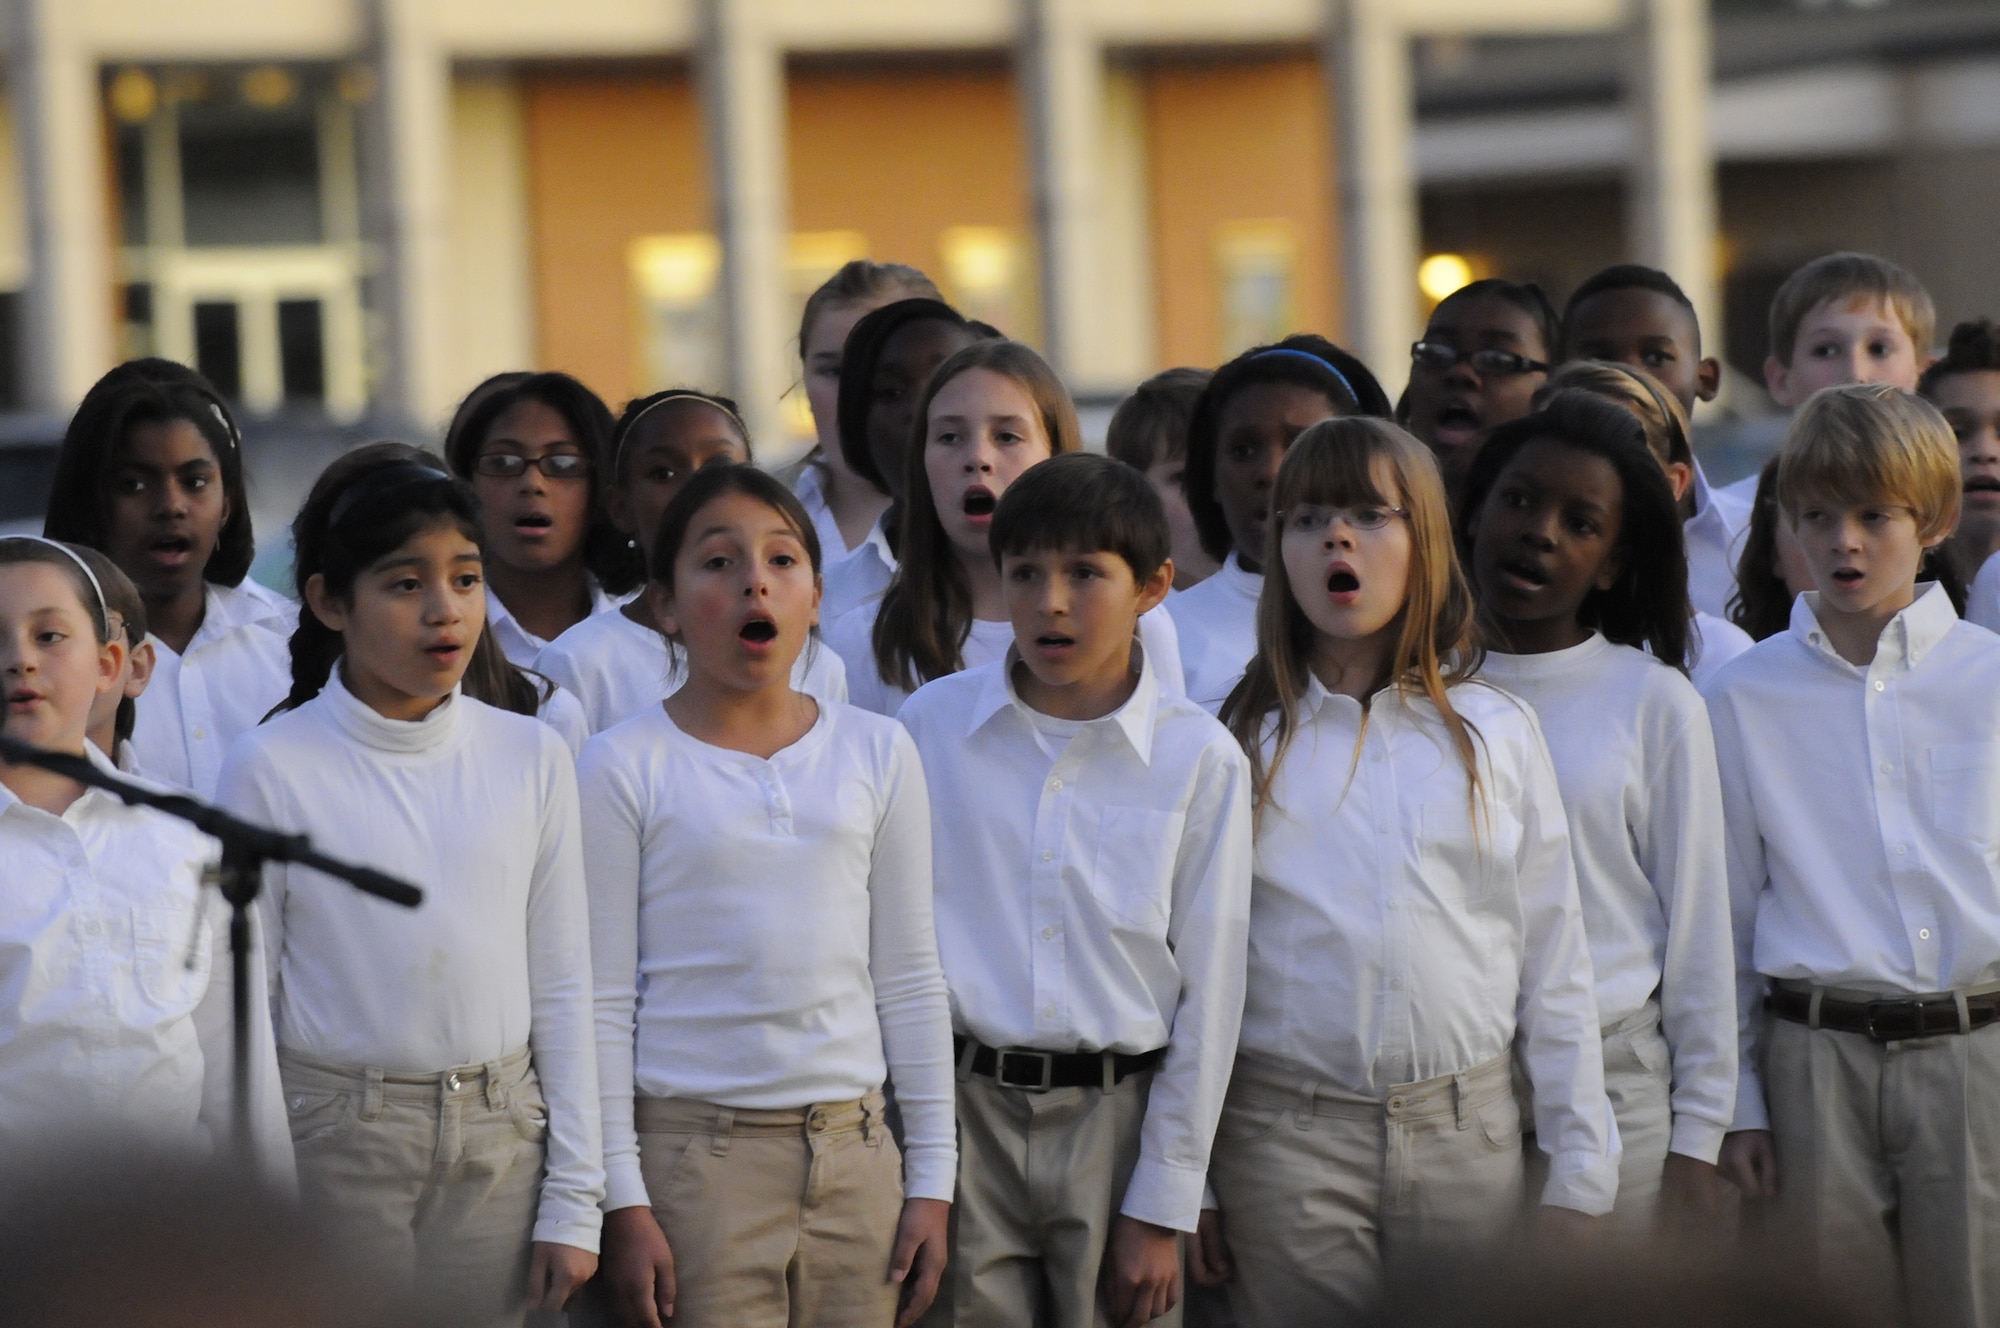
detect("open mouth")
[1036,633,1075,649]
[1432,405,1481,444]
[514,514,554,532]
[1831,568,1864,586]
[147,534,194,565]
[1968,477,2000,496]
[424,641,462,661]
[1326,568,1360,594]
[962,487,997,518]
[1499,557,1549,589]
[739,617,779,644]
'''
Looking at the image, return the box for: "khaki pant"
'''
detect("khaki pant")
[636,1093,905,1328]
[949,1068,1178,1328]
[279,1046,548,1328]
[1207,1052,1522,1328]
[1523,1003,1671,1227]
[1765,1015,2000,1328]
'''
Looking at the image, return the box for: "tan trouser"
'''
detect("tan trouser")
[1765,1014,2000,1328]
[1207,1052,1522,1328]
[949,1068,1178,1328]
[636,1093,905,1328]
[1523,1003,1672,1227]
[279,1046,548,1328]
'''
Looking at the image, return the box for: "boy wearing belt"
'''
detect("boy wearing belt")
[899,455,1253,1328]
[1704,384,2000,1327]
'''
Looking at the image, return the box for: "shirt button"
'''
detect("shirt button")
[1895,844,1909,855]
[1919,928,1933,940]
[1389,978,1403,990]
[1042,926,1057,940]
[192,727,207,740]
[1050,778,1064,791]
[1873,681,1886,692]
[1042,851,1053,862]
[1042,1005,1057,1018]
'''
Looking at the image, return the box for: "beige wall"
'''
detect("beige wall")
[443,71,535,406]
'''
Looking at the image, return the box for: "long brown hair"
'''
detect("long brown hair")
[1220,417,1484,816]
[870,340,1082,691]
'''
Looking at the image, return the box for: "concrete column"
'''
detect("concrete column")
[1330,0,1418,397]
[365,0,456,430]
[1627,0,1719,359]
[9,0,114,409]
[697,0,791,452]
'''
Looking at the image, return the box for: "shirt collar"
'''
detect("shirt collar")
[1791,581,1957,673]
[965,639,1164,765]
[0,741,124,821]
[321,662,466,754]
[1220,552,1263,601]
[1685,459,1721,529]
[184,578,292,647]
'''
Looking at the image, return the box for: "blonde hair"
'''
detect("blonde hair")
[1536,360,1691,469]
[1220,417,1483,816]
[1768,252,1936,366]
[1776,383,1959,541]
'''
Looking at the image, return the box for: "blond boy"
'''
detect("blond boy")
[1764,252,1934,407]
[1704,385,2000,1327]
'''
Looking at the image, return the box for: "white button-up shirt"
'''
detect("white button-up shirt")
[1704,584,2000,1131]
[536,607,847,736]
[1239,677,1618,1214]
[819,519,897,625]
[1965,548,2000,633]
[484,579,625,670]
[898,649,1253,1232]
[0,748,292,1181]
[1164,553,1261,708]
[1684,461,1753,621]
[130,578,296,798]
[1480,637,1737,1164]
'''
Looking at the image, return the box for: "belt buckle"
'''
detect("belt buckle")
[1863,999,1917,1043]
[995,1049,1055,1091]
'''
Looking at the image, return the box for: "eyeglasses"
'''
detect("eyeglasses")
[1283,503,1409,534]
[1410,342,1550,378]
[473,452,592,480]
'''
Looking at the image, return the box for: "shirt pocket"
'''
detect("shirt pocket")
[1089,806,1183,932]
[1417,800,1521,904]
[132,903,211,1012]
[1929,743,2000,847]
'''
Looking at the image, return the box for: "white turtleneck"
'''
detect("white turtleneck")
[216,667,603,1250]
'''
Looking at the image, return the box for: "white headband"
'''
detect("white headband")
[2,536,110,637]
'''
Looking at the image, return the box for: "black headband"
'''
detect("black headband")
[327,463,454,530]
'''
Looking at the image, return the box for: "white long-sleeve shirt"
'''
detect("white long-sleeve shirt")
[1479,638,1737,1164]
[131,578,296,797]
[819,519,897,625]
[218,669,603,1251]
[1966,548,2000,632]
[1684,461,1753,621]
[535,608,847,735]
[1239,677,1618,1214]
[898,650,1253,1232]
[828,600,1185,718]
[577,701,957,1209]
[1689,611,1754,693]
[0,747,292,1182]
[1164,553,1261,709]
[1704,584,2000,1132]
[485,579,624,669]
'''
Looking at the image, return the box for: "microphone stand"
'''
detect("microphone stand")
[0,733,423,1165]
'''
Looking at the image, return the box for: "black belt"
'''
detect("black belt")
[1767,986,2000,1042]
[954,1036,1164,1092]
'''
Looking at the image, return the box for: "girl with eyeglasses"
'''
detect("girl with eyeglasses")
[443,372,643,667]
[1401,279,1560,500]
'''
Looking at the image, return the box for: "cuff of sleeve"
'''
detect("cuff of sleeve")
[603,1164,652,1214]
[1539,1150,1618,1217]
[901,1143,959,1204]
[1118,1157,1206,1233]
[533,1210,604,1255]
[1668,1114,1728,1164]
[1731,1069,1770,1133]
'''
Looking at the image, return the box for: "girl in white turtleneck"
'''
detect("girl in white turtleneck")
[217,443,601,1327]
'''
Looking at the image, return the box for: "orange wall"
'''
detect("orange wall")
[1142,54,1339,368]
[787,58,1030,301]
[522,68,709,409]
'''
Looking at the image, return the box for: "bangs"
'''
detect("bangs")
[1272,418,1402,519]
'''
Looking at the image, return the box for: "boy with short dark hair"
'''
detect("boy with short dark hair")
[1561,263,1747,618]
[1704,384,2000,1327]
[1107,368,1218,591]
[898,452,1253,1328]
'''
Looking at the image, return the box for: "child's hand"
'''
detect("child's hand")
[888,1196,951,1328]
[1533,1204,1603,1243]
[526,1240,597,1311]
[602,1205,677,1326]
[1104,1215,1182,1328]
[1718,1129,1778,1198]
[1661,1152,1736,1227]
[1184,1208,1232,1287]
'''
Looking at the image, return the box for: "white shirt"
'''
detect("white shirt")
[1164,553,1261,708]
[792,458,855,558]
[1238,678,1618,1214]
[828,600,1185,718]
[1689,611,1754,693]
[1684,461,1753,621]
[819,519,897,625]
[897,650,1253,1232]
[1704,585,2000,1132]
[1480,638,1737,1164]
[131,578,296,798]
[218,669,603,1251]
[0,748,292,1182]
[535,607,848,735]
[536,683,591,759]
[485,579,624,670]
[577,702,956,1209]
[1966,548,2000,632]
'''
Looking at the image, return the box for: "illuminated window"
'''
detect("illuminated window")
[630,233,724,393]
[1215,220,1297,360]
[940,225,1036,343]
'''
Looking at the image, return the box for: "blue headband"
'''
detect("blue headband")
[327,462,454,530]
[1250,348,1359,408]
